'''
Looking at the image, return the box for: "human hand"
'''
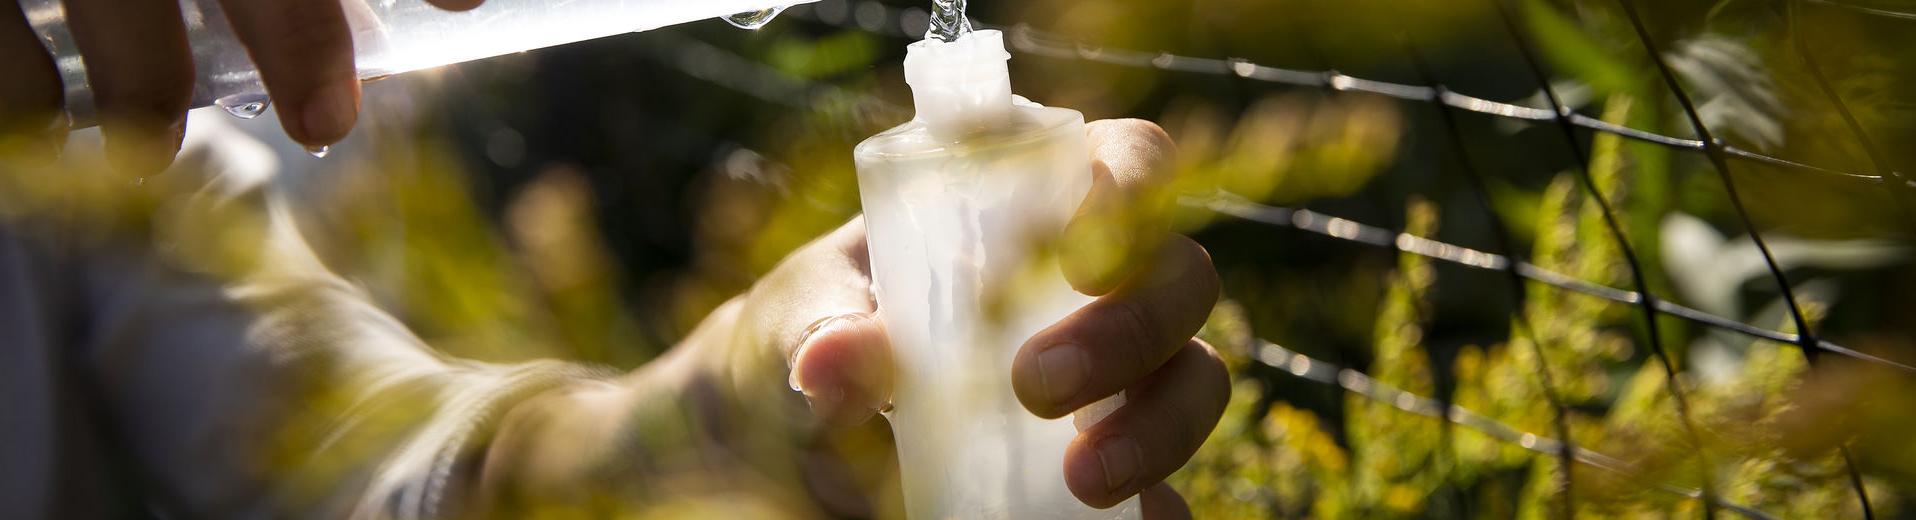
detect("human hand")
[739,119,1225,517]
[0,0,481,172]
[475,120,1222,517]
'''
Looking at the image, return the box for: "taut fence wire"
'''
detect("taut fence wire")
[797,0,1909,184]
[1191,194,1916,373]
[644,0,1916,517]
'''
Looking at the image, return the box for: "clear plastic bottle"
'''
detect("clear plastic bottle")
[853,29,1141,520]
[19,0,806,127]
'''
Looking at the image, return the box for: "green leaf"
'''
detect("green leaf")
[765,31,879,80]
[1523,0,1636,96]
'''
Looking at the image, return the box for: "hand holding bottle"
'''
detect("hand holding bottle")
[476,120,1221,519]
[754,118,1221,517]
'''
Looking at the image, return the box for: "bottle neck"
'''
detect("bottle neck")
[903,30,1015,134]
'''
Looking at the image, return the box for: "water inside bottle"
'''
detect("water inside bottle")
[723,6,790,30]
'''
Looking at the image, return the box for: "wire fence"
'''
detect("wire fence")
[1192,193,1915,374]
[795,0,1911,185]
[648,0,1916,517]
[1249,339,1776,519]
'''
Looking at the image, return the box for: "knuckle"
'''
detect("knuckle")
[1181,238,1220,299]
[1168,341,1230,408]
[1095,118,1162,139]
[1122,118,1176,151]
[1097,118,1176,159]
[1146,391,1203,459]
[1091,118,1175,157]
[1165,366,1226,458]
[1189,339,1225,371]
[1192,343,1231,409]
[1107,298,1164,372]
[1127,238,1214,296]
[1150,236,1218,304]
[1176,410,1209,459]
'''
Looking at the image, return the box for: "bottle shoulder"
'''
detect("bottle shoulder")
[854,103,1084,160]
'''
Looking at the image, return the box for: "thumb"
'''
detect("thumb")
[790,313,893,425]
[740,217,894,425]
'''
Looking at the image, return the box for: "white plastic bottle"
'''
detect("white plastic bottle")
[853,29,1141,520]
[19,0,807,127]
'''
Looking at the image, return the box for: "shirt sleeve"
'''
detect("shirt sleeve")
[67,120,613,519]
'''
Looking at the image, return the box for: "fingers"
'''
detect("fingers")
[218,0,359,148]
[63,0,192,174]
[1014,234,1218,418]
[1062,118,1178,294]
[1139,483,1192,520]
[1046,118,1219,510]
[0,1,62,134]
[1062,340,1229,508]
[745,217,892,424]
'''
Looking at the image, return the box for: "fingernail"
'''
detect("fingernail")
[789,313,865,392]
[1095,435,1142,491]
[300,82,357,145]
[806,384,844,407]
[1037,343,1090,406]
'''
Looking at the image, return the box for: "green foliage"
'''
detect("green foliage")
[766,30,882,80]
[1525,0,1640,96]
[1343,198,1445,517]
[1169,92,1897,518]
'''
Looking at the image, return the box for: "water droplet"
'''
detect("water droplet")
[306,145,331,158]
[1327,73,1353,91]
[214,93,271,119]
[1230,59,1258,78]
[723,6,789,30]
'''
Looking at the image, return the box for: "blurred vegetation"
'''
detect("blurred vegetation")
[11,0,1916,517]
[1173,92,1896,517]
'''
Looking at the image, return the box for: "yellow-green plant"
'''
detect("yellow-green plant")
[1171,93,1895,519]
